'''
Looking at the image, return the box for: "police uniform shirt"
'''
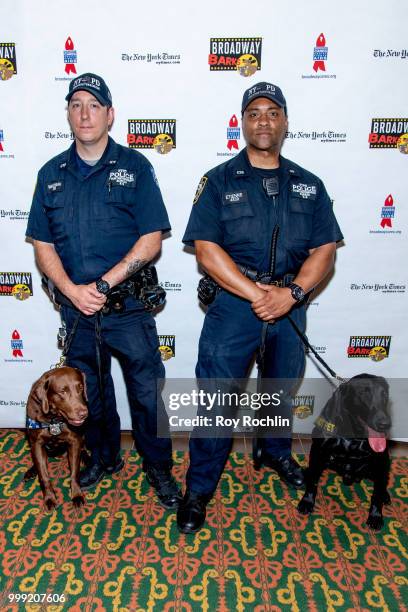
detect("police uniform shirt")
[26,137,170,284]
[183,148,343,278]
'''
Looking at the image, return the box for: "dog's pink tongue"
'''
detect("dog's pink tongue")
[367,425,387,452]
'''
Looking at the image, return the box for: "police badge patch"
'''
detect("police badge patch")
[193,176,208,204]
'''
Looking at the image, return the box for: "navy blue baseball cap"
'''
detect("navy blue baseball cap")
[66,73,112,106]
[241,82,287,115]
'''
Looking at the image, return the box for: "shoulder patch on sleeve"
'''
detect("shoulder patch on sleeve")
[150,166,160,187]
[193,176,208,204]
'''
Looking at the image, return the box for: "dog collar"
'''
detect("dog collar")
[26,417,65,436]
[315,416,337,434]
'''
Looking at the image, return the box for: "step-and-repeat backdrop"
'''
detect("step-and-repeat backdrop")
[1,0,407,437]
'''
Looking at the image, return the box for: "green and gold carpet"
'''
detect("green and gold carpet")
[0,430,407,611]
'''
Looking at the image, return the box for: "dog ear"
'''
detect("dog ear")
[324,384,347,421]
[80,370,88,401]
[32,374,51,414]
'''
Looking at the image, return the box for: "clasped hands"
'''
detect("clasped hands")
[251,283,296,322]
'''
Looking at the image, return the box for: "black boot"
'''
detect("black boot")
[262,454,305,489]
[79,462,106,490]
[144,463,182,510]
[177,489,211,534]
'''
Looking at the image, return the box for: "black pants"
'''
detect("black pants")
[62,298,172,467]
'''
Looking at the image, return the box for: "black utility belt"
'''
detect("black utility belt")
[198,266,296,306]
[51,266,166,315]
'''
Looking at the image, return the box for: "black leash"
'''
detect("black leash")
[287,314,346,382]
[257,225,280,375]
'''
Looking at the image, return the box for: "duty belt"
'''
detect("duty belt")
[237,265,295,287]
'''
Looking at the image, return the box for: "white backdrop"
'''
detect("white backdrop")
[1,0,407,436]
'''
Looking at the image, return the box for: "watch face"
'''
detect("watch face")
[96,279,110,294]
[290,283,305,301]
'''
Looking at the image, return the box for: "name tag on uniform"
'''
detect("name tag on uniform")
[223,190,248,204]
[108,169,136,188]
[291,183,317,200]
[47,180,64,193]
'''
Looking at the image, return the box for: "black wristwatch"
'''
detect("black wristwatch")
[96,278,110,295]
[288,282,305,303]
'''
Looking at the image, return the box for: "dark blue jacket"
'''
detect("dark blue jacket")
[183,148,343,277]
[27,137,170,284]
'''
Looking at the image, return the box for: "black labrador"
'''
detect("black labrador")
[298,374,391,530]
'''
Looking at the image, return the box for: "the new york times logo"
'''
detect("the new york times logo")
[209,38,262,76]
[368,118,408,148]
[127,119,176,154]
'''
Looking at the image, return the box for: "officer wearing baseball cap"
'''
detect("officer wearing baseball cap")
[26,73,181,509]
[179,82,343,533]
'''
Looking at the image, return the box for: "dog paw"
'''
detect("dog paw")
[23,466,37,481]
[44,497,58,512]
[297,496,315,515]
[366,514,384,531]
[72,494,85,508]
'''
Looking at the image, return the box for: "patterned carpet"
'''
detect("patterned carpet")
[0,430,407,611]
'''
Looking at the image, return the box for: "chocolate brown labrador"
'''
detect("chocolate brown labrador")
[24,367,88,511]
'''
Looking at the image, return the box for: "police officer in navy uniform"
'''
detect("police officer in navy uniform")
[178,82,343,533]
[26,73,181,509]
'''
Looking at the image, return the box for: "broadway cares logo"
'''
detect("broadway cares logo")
[217,114,241,158]
[301,33,336,80]
[0,129,15,159]
[369,194,401,235]
[5,330,32,363]
[64,37,77,74]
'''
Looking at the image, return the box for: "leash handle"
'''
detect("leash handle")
[287,314,347,382]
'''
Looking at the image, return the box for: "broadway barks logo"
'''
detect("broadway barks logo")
[368,118,408,151]
[209,38,262,76]
[347,336,391,361]
[0,272,33,300]
[127,120,176,154]
[158,335,175,360]
[64,37,77,75]
[293,395,315,419]
[0,43,17,80]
